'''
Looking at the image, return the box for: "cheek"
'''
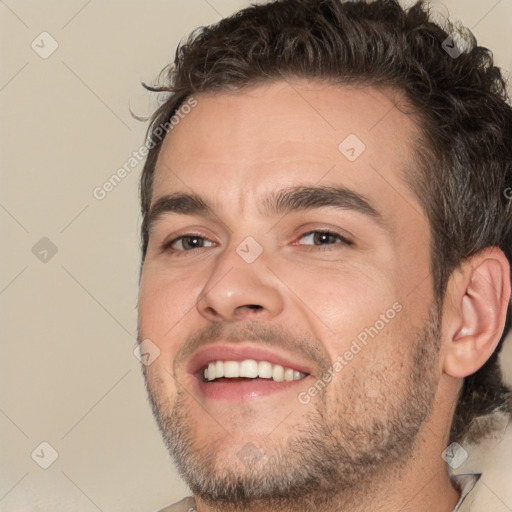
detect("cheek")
[273,258,401,353]
[138,265,202,356]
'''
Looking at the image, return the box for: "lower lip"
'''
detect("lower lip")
[193,376,309,401]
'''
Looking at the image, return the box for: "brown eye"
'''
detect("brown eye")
[298,230,351,247]
[166,235,214,251]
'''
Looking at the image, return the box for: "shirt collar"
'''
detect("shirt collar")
[451,473,482,511]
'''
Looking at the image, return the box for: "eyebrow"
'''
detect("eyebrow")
[147,193,215,234]
[147,185,387,234]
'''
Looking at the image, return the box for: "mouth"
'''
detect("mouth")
[200,359,308,383]
[188,345,313,401]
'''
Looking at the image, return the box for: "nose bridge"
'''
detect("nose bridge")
[197,235,284,321]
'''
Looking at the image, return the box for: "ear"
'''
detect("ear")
[442,247,511,378]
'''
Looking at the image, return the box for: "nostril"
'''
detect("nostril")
[245,304,263,310]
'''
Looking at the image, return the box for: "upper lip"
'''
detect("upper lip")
[187,343,314,376]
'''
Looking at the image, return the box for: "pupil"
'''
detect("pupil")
[315,232,331,244]
[186,237,201,249]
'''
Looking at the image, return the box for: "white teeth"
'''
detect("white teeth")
[215,360,224,378]
[224,361,240,378]
[240,359,259,378]
[202,359,307,382]
[207,362,216,382]
[258,361,273,379]
[284,368,294,382]
[272,364,284,382]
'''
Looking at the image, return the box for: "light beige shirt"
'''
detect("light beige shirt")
[157,473,481,512]
[452,473,481,511]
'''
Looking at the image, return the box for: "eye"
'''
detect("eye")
[164,234,215,252]
[296,230,352,248]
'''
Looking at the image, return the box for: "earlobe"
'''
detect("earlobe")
[443,248,511,379]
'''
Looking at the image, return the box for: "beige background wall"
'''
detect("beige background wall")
[1,1,511,511]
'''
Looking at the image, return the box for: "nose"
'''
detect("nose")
[197,242,284,322]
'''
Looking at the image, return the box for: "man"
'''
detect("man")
[136,0,512,510]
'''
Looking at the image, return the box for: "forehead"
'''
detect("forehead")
[152,80,425,227]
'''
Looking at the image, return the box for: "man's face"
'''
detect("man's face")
[138,81,441,507]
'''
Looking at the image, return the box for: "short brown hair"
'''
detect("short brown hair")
[139,0,512,444]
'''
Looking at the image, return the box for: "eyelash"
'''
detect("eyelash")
[162,230,353,254]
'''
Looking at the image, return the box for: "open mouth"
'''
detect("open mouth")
[200,359,309,383]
